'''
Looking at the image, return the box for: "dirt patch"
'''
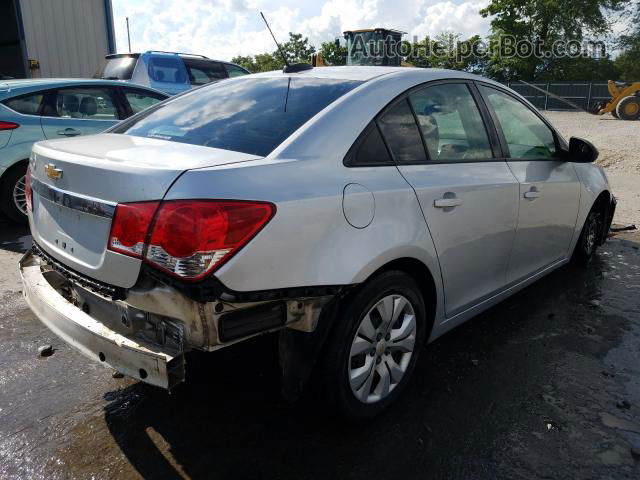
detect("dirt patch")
[543,111,640,225]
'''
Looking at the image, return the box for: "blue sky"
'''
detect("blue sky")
[112,0,492,61]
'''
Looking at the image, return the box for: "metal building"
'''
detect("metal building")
[1,0,115,79]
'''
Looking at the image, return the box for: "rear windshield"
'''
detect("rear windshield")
[117,77,362,156]
[94,56,137,80]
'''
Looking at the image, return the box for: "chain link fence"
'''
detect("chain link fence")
[505,81,613,111]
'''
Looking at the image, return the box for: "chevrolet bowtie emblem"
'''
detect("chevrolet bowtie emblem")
[45,163,63,180]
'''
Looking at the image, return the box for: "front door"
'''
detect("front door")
[478,85,581,283]
[378,82,519,317]
[40,86,122,140]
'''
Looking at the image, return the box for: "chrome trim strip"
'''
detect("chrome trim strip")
[31,178,116,219]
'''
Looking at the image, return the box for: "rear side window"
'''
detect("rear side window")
[4,94,44,115]
[480,86,556,159]
[118,77,361,156]
[346,123,393,167]
[377,99,427,164]
[94,56,137,80]
[409,83,493,161]
[184,59,227,85]
[148,57,188,84]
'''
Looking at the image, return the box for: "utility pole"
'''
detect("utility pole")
[126,17,131,53]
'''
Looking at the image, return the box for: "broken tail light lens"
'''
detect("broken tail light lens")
[25,166,32,212]
[108,200,275,281]
[145,200,275,280]
[108,201,160,257]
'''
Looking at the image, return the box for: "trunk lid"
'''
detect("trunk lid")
[30,133,261,288]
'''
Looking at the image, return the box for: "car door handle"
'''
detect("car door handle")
[434,198,463,208]
[524,190,541,199]
[56,128,81,137]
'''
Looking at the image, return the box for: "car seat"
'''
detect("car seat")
[62,95,80,118]
[79,97,98,118]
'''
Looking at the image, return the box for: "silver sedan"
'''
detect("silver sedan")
[21,66,615,420]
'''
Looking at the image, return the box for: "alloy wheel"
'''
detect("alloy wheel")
[12,174,27,216]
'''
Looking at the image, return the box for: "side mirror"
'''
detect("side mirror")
[569,137,598,163]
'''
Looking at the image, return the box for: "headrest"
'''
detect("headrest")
[79,96,97,116]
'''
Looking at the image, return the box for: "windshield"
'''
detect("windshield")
[93,56,137,80]
[117,77,362,156]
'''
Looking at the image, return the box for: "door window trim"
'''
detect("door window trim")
[343,78,506,168]
[474,81,565,161]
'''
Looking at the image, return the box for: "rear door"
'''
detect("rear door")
[477,84,580,283]
[40,86,124,139]
[385,81,519,317]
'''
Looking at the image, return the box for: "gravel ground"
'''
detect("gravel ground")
[543,111,640,225]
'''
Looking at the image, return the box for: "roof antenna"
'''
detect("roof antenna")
[260,12,313,73]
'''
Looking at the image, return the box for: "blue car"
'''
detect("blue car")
[0,78,168,222]
[93,51,250,95]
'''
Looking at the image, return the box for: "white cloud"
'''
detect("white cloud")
[112,0,492,61]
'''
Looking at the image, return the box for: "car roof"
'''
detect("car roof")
[0,78,168,99]
[250,66,491,83]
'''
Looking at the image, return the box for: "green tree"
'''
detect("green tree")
[280,33,316,64]
[480,0,629,80]
[615,0,640,80]
[319,41,347,65]
[231,33,315,73]
[406,33,488,74]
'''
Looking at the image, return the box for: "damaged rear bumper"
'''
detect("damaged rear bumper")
[19,252,184,389]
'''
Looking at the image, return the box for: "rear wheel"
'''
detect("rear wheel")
[318,271,426,421]
[572,208,603,264]
[616,96,640,120]
[0,164,28,223]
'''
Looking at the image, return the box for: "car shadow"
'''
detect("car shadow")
[0,220,31,254]
[101,249,622,480]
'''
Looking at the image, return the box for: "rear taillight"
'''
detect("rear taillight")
[0,121,19,130]
[108,200,275,281]
[25,166,32,211]
[108,202,160,257]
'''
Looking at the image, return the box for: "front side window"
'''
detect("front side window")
[52,88,119,120]
[123,89,166,114]
[409,83,493,161]
[4,94,44,115]
[377,99,426,164]
[118,77,361,156]
[480,86,556,159]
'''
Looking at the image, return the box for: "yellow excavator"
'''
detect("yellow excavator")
[312,28,413,67]
[592,81,640,120]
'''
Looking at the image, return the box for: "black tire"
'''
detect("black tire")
[616,95,640,120]
[611,109,619,119]
[572,208,603,265]
[0,164,28,224]
[317,270,427,421]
